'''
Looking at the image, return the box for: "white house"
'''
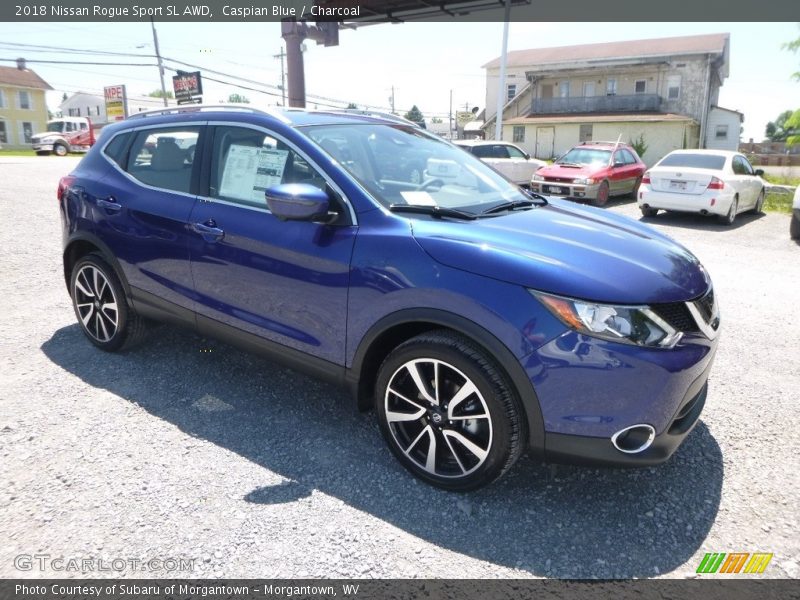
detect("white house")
[59,92,177,124]
[483,33,740,165]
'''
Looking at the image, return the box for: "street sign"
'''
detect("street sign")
[104,85,127,121]
[172,72,203,104]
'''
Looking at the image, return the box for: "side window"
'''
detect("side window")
[620,149,637,164]
[506,145,527,159]
[209,126,329,210]
[124,127,200,194]
[103,132,132,168]
[473,145,509,159]
[733,156,754,176]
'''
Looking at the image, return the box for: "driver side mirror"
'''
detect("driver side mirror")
[754,169,765,177]
[265,183,337,224]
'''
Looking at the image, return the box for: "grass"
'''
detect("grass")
[0,149,37,157]
[761,174,797,214]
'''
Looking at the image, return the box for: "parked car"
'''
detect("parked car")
[59,106,719,491]
[454,140,546,187]
[792,185,800,240]
[638,150,765,225]
[530,141,646,206]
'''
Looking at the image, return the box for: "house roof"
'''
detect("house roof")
[501,113,696,126]
[0,64,52,90]
[483,33,729,70]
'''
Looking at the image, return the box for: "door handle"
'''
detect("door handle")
[96,197,121,212]
[191,221,225,241]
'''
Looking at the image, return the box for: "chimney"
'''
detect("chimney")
[16,58,26,70]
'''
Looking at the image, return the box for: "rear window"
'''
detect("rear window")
[658,153,726,170]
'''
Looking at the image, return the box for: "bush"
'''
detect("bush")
[628,134,649,159]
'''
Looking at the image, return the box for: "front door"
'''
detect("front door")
[188,124,357,365]
[535,127,555,160]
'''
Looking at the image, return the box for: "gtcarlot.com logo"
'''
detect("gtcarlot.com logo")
[696,552,773,574]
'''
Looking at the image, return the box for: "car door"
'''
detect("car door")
[473,144,514,182]
[736,155,760,208]
[731,155,757,209]
[188,124,357,365]
[505,144,534,184]
[91,124,203,322]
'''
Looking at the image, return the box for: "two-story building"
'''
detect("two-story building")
[0,59,52,150]
[482,33,739,164]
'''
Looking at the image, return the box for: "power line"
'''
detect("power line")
[0,57,159,67]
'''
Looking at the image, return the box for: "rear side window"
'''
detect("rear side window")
[658,153,725,170]
[473,145,509,159]
[103,132,132,168]
[124,127,200,194]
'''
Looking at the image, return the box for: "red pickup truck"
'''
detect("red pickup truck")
[31,117,96,156]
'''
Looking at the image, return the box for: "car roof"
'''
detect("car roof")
[661,149,740,157]
[572,141,633,150]
[454,139,515,146]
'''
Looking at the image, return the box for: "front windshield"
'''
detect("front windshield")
[303,124,528,213]
[46,121,64,133]
[557,147,611,167]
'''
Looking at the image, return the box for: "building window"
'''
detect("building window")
[606,78,617,96]
[559,81,570,98]
[667,76,681,100]
[18,90,32,110]
[69,108,80,117]
[634,80,647,94]
[579,124,593,142]
[715,125,728,140]
[512,126,525,143]
[506,84,517,102]
[0,120,7,144]
[96,105,101,116]
[0,90,6,109]
[20,121,34,144]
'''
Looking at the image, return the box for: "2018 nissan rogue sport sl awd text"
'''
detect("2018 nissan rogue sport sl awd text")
[59,106,720,491]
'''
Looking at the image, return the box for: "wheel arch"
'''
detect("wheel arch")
[63,234,131,298]
[348,308,545,456]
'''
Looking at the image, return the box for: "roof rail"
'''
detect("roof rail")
[126,104,291,124]
[317,108,423,128]
[580,140,627,146]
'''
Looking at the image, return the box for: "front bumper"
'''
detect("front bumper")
[545,379,708,467]
[32,143,54,152]
[531,180,601,200]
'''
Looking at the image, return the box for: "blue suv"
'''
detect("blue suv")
[59,106,720,491]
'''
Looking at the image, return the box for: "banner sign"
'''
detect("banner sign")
[172,72,203,104]
[104,85,127,121]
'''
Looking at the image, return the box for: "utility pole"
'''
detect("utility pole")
[150,18,168,107]
[449,89,453,140]
[273,47,286,106]
[389,86,395,114]
[494,1,511,140]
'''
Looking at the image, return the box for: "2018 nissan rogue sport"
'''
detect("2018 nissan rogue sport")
[59,106,720,491]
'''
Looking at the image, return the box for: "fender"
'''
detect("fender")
[347,307,545,456]
[62,231,132,299]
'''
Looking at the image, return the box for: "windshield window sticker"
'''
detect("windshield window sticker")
[399,191,437,206]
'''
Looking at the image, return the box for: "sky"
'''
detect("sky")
[1,20,798,141]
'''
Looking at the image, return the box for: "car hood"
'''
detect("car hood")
[538,163,608,179]
[411,199,709,304]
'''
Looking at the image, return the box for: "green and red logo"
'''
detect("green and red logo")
[696,552,773,574]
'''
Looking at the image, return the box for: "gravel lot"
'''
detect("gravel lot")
[1,156,798,580]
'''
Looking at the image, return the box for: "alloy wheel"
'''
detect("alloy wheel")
[73,264,119,343]
[384,358,493,478]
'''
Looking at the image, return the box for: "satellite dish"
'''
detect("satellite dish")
[471,106,479,114]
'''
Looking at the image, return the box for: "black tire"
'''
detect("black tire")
[753,189,765,214]
[69,254,148,352]
[791,213,800,240]
[53,143,68,157]
[35,150,51,156]
[375,330,526,491]
[718,196,738,226]
[592,181,610,207]
[640,206,658,218]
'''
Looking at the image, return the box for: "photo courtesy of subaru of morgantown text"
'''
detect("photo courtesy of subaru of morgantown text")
[59,106,720,491]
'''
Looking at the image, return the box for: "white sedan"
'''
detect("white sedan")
[454,140,546,187]
[638,150,765,226]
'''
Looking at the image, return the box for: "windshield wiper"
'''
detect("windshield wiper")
[389,204,477,220]
[481,192,547,215]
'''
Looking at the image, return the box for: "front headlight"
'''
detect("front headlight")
[532,174,545,182]
[532,290,682,348]
[573,177,596,185]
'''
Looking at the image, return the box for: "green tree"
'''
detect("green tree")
[148,89,174,99]
[628,133,649,159]
[765,110,794,141]
[227,93,250,104]
[346,102,358,109]
[404,105,424,123]
[61,92,68,102]
[782,27,800,145]
[431,117,443,123]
